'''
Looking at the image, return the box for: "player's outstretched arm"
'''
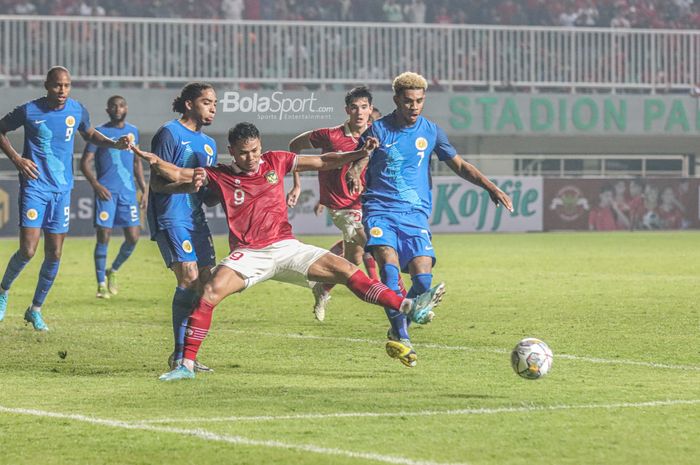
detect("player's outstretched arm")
[130,144,204,190]
[81,127,130,150]
[0,120,39,179]
[445,156,514,212]
[80,147,111,200]
[294,137,378,173]
[287,131,314,207]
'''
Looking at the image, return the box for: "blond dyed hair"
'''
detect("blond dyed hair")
[392,72,428,95]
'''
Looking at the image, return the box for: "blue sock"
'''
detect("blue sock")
[32,259,60,307]
[111,241,136,272]
[1,251,31,292]
[172,287,198,360]
[94,242,108,284]
[406,274,432,329]
[381,264,410,340]
[407,273,432,298]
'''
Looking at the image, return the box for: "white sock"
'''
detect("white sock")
[31,305,41,312]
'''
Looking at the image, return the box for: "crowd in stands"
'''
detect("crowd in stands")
[2,0,700,29]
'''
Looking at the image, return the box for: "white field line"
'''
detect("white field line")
[0,405,469,465]
[210,328,700,372]
[134,399,700,425]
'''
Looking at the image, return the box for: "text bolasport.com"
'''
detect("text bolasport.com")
[220,91,334,120]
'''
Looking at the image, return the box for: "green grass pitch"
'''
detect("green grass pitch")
[1,232,699,465]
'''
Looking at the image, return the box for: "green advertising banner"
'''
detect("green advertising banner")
[443,94,700,135]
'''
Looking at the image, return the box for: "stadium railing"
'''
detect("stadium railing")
[1,15,699,92]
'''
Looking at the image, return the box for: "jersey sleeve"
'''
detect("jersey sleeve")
[84,141,97,153]
[151,127,178,163]
[434,125,457,161]
[203,166,222,196]
[277,151,298,175]
[133,127,140,146]
[77,103,91,132]
[0,104,27,132]
[308,128,330,149]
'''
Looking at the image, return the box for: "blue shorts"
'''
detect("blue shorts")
[95,192,140,229]
[363,211,436,272]
[19,189,71,233]
[154,225,216,269]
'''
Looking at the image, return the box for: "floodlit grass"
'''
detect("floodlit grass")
[1,232,699,465]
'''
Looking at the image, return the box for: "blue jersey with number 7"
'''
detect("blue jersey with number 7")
[358,112,457,217]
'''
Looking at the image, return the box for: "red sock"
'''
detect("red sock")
[183,298,216,361]
[329,240,344,256]
[363,253,379,281]
[346,269,404,311]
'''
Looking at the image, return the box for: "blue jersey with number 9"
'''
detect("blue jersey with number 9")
[1,97,90,193]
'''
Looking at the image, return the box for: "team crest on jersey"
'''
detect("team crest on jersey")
[26,209,38,221]
[182,240,193,254]
[127,133,136,143]
[204,144,214,156]
[264,170,279,185]
[99,211,110,221]
[65,116,76,128]
[415,137,428,151]
[369,227,383,238]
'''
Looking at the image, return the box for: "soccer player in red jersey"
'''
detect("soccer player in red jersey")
[286,86,380,321]
[131,122,446,381]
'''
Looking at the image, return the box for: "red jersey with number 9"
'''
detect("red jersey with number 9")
[204,150,298,250]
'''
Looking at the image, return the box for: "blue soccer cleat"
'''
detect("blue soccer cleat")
[0,292,7,322]
[159,365,195,382]
[404,282,446,324]
[24,308,49,331]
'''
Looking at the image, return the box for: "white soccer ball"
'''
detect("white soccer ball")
[511,338,553,380]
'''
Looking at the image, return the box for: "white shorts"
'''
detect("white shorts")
[219,239,329,290]
[329,208,363,244]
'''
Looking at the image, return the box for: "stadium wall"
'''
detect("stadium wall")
[0,177,697,237]
[1,88,700,166]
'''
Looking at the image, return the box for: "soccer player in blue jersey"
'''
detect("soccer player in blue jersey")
[148,82,218,372]
[80,96,147,299]
[0,66,130,330]
[351,72,514,367]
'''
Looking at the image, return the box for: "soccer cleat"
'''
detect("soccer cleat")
[96,283,111,299]
[158,365,195,381]
[106,268,118,295]
[24,308,49,331]
[386,339,418,367]
[404,282,446,324]
[168,352,213,373]
[311,282,331,322]
[0,292,7,322]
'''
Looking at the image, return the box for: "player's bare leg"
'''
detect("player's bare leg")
[160,265,245,381]
[307,252,444,327]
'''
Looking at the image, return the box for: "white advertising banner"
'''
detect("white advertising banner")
[282,176,543,235]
